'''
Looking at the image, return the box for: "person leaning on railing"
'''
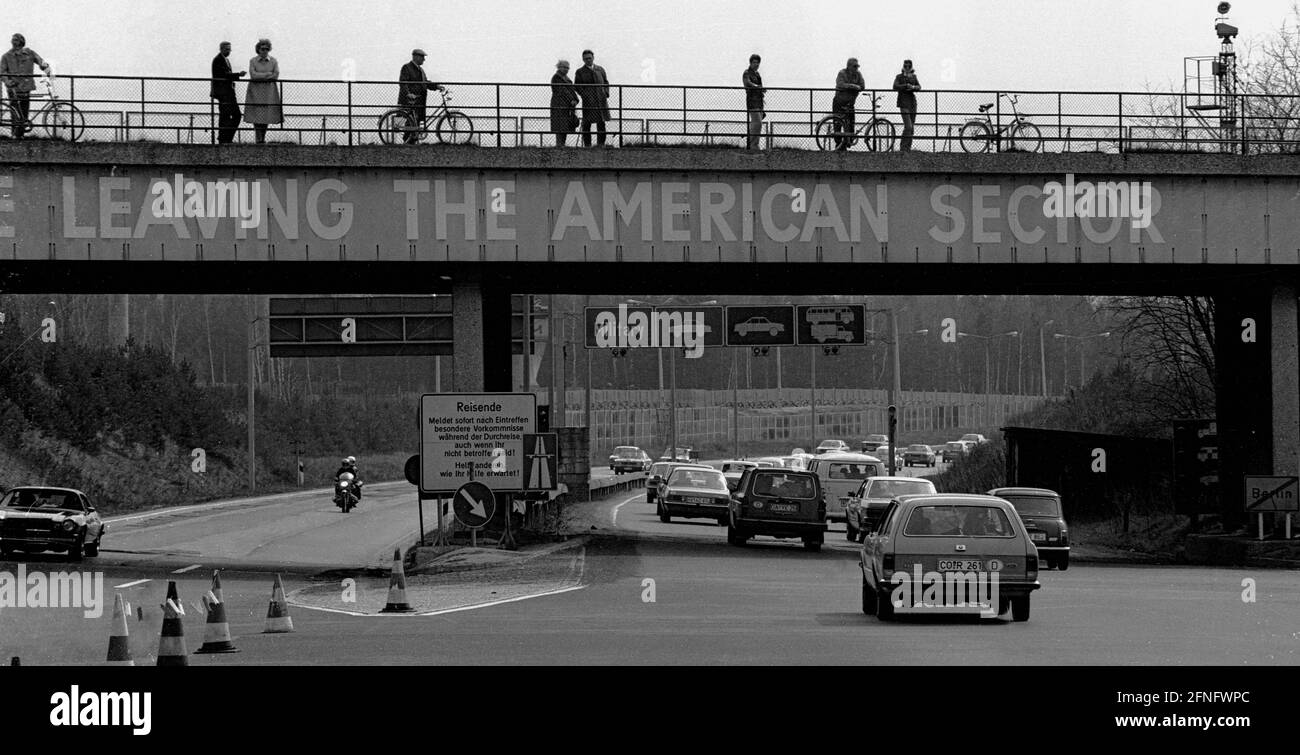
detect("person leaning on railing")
[0,33,51,139]
[743,54,765,150]
[210,41,246,144]
[244,38,283,144]
[833,57,864,150]
[893,59,921,151]
[550,59,579,146]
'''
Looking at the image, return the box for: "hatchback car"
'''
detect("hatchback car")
[609,446,651,474]
[844,476,937,541]
[659,467,731,524]
[0,486,106,560]
[859,494,1040,621]
[987,487,1070,570]
[816,439,851,454]
[728,468,826,551]
[902,444,936,467]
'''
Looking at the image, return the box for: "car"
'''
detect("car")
[720,460,761,491]
[860,434,889,454]
[844,476,937,542]
[658,467,732,524]
[734,317,784,337]
[752,456,786,468]
[859,494,1041,622]
[940,440,971,461]
[902,444,936,467]
[815,439,850,455]
[961,433,990,445]
[0,486,107,560]
[727,468,827,551]
[987,487,1070,570]
[609,446,651,474]
[646,461,713,504]
[805,451,883,522]
[659,446,698,462]
[779,455,807,471]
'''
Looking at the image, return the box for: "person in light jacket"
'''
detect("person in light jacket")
[550,59,578,146]
[893,59,921,151]
[0,33,51,138]
[244,38,283,143]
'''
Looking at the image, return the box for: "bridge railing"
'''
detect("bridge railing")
[11,74,1300,154]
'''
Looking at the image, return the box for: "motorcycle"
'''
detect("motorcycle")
[334,472,363,513]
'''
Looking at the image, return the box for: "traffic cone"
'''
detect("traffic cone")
[194,590,240,654]
[210,570,225,604]
[263,574,294,633]
[156,582,188,666]
[380,548,415,613]
[9,657,19,666]
[105,593,134,666]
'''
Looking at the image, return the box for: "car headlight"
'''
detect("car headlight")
[62,519,78,532]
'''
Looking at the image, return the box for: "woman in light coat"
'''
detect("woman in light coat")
[244,38,283,143]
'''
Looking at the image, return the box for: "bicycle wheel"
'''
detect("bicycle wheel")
[1008,121,1042,152]
[435,110,475,145]
[41,102,85,141]
[377,109,417,145]
[0,102,14,138]
[959,120,993,153]
[861,118,896,152]
[814,115,849,151]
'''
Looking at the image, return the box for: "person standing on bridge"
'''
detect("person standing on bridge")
[550,59,578,146]
[211,41,246,144]
[743,54,765,150]
[575,49,610,147]
[399,48,444,144]
[832,57,864,150]
[1,34,51,139]
[244,38,283,144]
[893,59,921,151]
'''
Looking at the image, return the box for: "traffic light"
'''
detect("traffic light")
[888,404,897,432]
[537,405,551,432]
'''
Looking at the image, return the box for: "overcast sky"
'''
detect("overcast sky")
[6,0,1296,92]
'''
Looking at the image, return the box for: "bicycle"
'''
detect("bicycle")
[814,94,896,151]
[0,76,85,141]
[958,93,1041,153]
[377,88,474,145]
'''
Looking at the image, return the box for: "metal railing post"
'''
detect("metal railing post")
[495,83,501,148]
[1117,92,1124,153]
[618,85,623,147]
[140,78,146,141]
[347,81,353,146]
[682,86,687,142]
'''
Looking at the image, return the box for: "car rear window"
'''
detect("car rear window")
[945,443,964,452]
[826,462,877,480]
[668,468,727,491]
[2,489,81,510]
[903,505,1015,537]
[906,445,929,452]
[999,495,1061,517]
[649,464,670,477]
[867,479,936,498]
[751,473,817,499]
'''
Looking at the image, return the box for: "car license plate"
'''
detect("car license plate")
[687,497,713,505]
[770,503,799,513]
[937,560,983,571]
[1030,532,1047,542]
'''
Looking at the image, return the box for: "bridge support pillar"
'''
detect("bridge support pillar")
[1271,283,1299,481]
[1214,283,1277,528]
[452,275,513,392]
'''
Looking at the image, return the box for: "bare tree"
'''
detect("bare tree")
[1104,296,1216,420]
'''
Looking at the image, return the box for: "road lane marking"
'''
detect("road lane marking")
[114,579,151,589]
[417,584,586,616]
[172,564,203,574]
[612,500,628,525]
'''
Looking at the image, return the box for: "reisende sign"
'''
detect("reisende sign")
[419,393,536,494]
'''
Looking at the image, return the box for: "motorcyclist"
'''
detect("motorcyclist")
[334,456,363,505]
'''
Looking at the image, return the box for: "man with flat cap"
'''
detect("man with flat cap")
[832,57,865,150]
[399,48,444,144]
[211,41,246,144]
[1,33,51,139]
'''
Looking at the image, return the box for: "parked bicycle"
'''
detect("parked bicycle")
[0,76,85,141]
[376,88,474,145]
[958,93,1041,153]
[814,94,896,151]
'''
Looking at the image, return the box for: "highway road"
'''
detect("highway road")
[3,476,1299,665]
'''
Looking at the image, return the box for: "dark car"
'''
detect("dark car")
[860,434,889,454]
[727,468,827,551]
[0,486,106,560]
[844,476,937,542]
[646,461,712,504]
[902,444,936,467]
[658,467,731,524]
[609,446,651,474]
[987,487,1070,570]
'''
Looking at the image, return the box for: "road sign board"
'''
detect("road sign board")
[796,304,866,346]
[1244,475,1300,512]
[585,305,725,349]
[522,433,559,490]
[419,393,537,495]
[404,454,420,485]
[725,306,796,346]
[453,481,496,527]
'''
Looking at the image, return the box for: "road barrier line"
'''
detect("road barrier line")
[114,578,152,589]
[171,564,203,574]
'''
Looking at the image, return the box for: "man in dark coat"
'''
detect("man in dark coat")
[893,59,921,151]
[743,54,765,150]
[550,59,578,146]
[574,49,610,146]
[210,41,246,144]
[832,57,864,150]
[399,48,444,144]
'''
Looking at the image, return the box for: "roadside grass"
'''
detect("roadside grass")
[1070,513,1189,558]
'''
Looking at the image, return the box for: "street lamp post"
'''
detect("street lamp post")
[1054,331,1112,386]
[957,330,1019,429]
[1040,319,1054,397]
